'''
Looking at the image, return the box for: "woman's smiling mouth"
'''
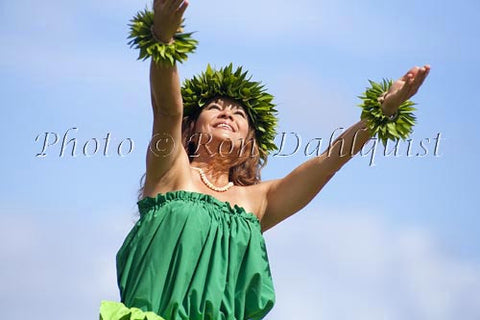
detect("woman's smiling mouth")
[214,122,234,131]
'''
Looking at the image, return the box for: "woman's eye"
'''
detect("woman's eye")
[235,111,246,118]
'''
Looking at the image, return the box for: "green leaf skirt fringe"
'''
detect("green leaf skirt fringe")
[100,301,166,320]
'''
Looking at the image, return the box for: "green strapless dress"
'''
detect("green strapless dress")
[100,190,275,320]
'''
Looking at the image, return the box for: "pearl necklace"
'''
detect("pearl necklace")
[191,166,234,192]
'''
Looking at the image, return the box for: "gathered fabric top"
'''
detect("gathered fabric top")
[114,190,275,320]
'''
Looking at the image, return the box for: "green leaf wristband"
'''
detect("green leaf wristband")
[127,8,198,66]
[358,78,417,148]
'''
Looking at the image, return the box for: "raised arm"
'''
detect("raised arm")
[260,65,431,231]
[142,0,191,197]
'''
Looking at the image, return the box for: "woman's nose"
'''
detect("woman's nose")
[218,109,234,120]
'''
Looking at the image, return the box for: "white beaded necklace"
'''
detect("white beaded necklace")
[191,166,234,192]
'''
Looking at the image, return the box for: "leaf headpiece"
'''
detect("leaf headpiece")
[182,64,279,160]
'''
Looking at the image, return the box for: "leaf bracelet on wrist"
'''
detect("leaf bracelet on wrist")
[358,79,417,147]
[127,8,198,66]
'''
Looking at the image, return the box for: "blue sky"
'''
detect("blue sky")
[1,0,479,319]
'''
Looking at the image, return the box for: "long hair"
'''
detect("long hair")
[137,99,267,201]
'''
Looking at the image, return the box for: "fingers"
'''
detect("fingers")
[412,65,430,87]
[384,65,431,110]
[155,0,188,22]
[167,0,185,12]
[153,0,166,11]
[177,0,189,16]
[401,66,420,82]
[405,65,431,97]
[154,0,167,6]
[418,65,431,86]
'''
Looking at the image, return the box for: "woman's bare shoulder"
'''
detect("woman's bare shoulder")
[241,179,279,221]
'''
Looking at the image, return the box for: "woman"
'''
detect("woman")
[100,0,430,319]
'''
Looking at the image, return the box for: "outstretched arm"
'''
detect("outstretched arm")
[260,65,431,231]
[150,0,189,116]
[143,0,191,197]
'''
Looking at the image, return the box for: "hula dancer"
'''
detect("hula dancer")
[100,0,431,319]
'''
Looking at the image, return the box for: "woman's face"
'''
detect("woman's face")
[193,97,251,149]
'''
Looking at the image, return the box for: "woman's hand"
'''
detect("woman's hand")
[381,65,431,116]
[153,0,189,43]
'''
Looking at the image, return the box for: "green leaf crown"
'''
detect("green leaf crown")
[182,63,279,160]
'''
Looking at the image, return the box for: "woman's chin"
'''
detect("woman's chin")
[207,133,240,153]
[210,130,236,142]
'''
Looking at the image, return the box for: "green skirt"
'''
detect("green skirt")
[103,190,275,319]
